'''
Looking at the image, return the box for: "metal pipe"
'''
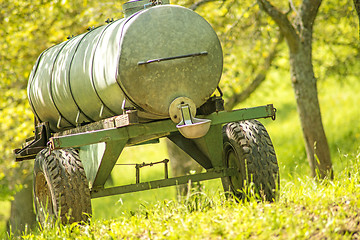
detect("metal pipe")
[91,168,237,199]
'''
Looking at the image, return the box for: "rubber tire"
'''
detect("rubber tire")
[33,148,92,225]
[221,120,279,202]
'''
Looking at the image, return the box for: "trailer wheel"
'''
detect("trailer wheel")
[33,148,92,225]
[221,120,279,202]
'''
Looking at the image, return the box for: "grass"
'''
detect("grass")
[2,66,360,238]
[91,139,178,219]
[17,153,360,239]
[0,201,10,235]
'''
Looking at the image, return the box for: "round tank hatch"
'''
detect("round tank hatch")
[118,5,223,118]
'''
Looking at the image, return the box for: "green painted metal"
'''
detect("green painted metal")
[79,140,128,188]
[79,143,106,187]
[92,140,127,188]
[79,140,127,188]
[27,2,222,132]
[193,124,224,168]
[50,104,275,189]
[91,167,237,199]
[51,104,275,150]
[50,117,176,149]
[167,132,213,169]
[206,104,276,125]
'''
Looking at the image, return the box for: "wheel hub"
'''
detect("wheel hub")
[226,146,243,193]
[35,172,54,222]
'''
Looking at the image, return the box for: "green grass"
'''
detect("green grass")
[91,139,178,220]
[0,201,10,235]
[17,153,360,239]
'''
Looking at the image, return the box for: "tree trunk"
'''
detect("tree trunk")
[166,139,203,196]
[7,174,36,236]
[257,0,333,179]
[289,47,333,178]
[354,0,360,37]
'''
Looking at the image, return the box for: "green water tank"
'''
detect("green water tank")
[27,0,223,132]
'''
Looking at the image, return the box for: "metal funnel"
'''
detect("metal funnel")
[174,103,211,139]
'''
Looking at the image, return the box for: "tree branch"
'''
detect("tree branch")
[288,0,298,16]
[298,0,322,31]
[189,0,221,11]
[225,33,284,110]
[354,0,360,15]
[354,0,360,38]
[257,0,299,53]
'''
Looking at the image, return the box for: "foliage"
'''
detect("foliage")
[314,0,360,80]
[192,0,281,101]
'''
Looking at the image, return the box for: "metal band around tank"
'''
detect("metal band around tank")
[49,40,75,129]
[67,29,99,123]
[27,51,46,123]
[113,11,146,112]
[89,21,120,117]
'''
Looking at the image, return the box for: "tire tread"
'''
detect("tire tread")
[33,148,92,225]
[222,120,279,201]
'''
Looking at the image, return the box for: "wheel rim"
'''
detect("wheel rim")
[35,172,54,223]
[224,143,243,193]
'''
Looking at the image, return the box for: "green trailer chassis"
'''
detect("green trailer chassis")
[16,104,275,201]
[40,104,276,199]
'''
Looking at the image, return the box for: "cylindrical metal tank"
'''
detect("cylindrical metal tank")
[27,0,223,132]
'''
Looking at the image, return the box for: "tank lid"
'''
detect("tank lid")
[123,0,170,18]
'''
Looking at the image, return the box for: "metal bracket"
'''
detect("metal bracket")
[116,159,169,184]
[197,96,224,115]
[137,159,169,183]
[14,122,51,161]
[91,167,237,199]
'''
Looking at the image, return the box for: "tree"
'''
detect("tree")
[225,32,284,110]
[354,0,360,36]
[196,0,284,108]
[257,0,333,179]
